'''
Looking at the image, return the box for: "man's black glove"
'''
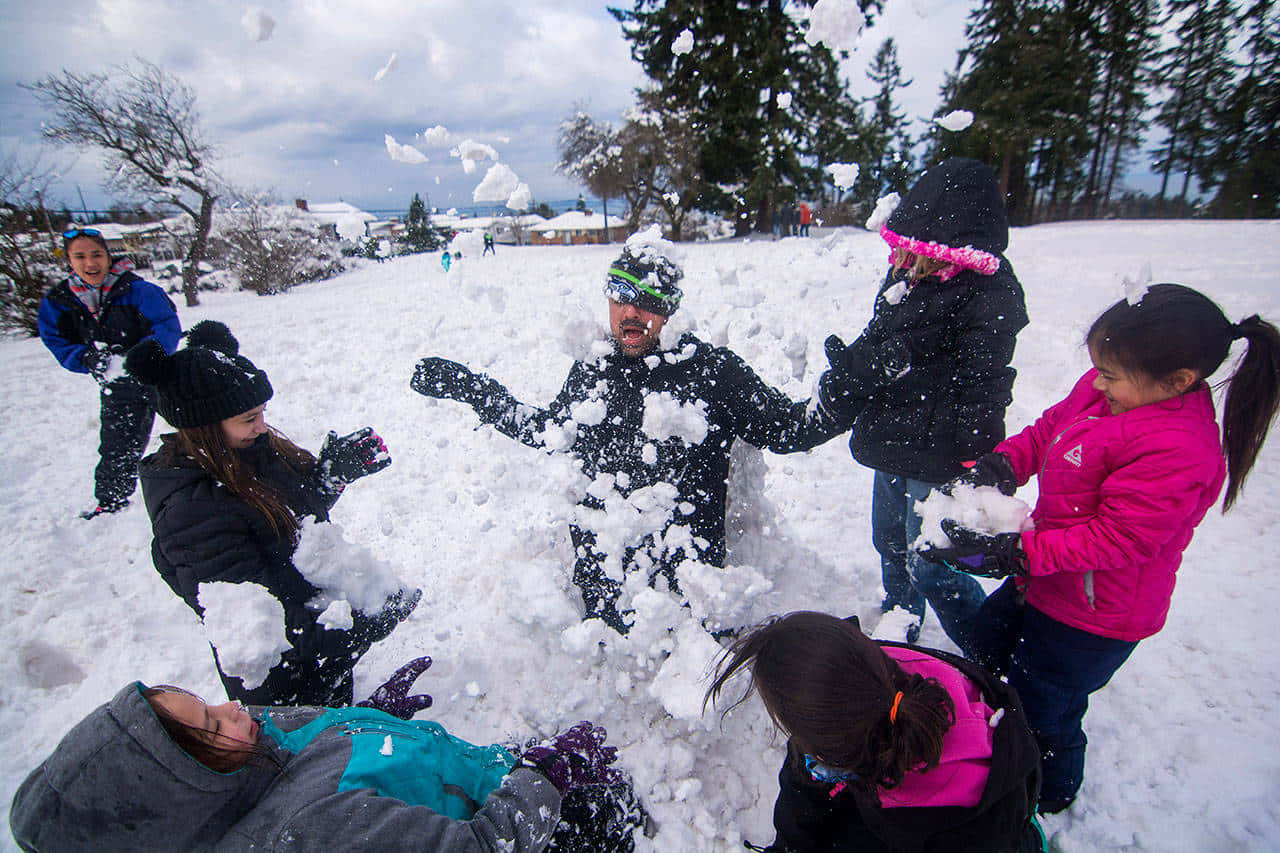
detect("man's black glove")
[947,452,1018,496]
[316,427,391,491]
[915,518,1028,579]
[351,587,422,646]
[411,357,514,423]
[81,346,113,384]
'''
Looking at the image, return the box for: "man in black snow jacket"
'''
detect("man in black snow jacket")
[412,233,843,632]
[38,227,182,518]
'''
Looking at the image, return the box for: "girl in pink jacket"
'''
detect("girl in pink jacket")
[705,611,1043,852]
[919,283,1280,815]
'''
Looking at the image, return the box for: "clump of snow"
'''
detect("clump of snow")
[827,162,860,191]
[292,521,408,613]
[642,392,708,445]
[647,623,721,727]
[474,163,521,204]
[776,92,793,111]
[198,582,290,689]
[1122,261,1153,304]
[871,606,919,644]
[913,484,1031,550]
[420,125,453,146]
[374,53,399,82]
[865,192,900,231]
[317,599,354,631]
[804,0,865,50]
[624,224,684,267]
[506,183,532,211]
[935,110,974,132]
[453,140,499,175]
[385,134,428,166]
[672,28,694,56]
[883,281,909,305]
[240,7,275,42]
[380,734,394,755]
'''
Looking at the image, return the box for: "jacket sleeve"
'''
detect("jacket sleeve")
[263,767,561,853]
[486,363,586,452]
[129,278,183,353]
[713,349,845,453]
[948,275,1028,462]
[814,330,912,425]
[37,293,92,373]
[996,371,1096,485]
[1021,426,1222,577]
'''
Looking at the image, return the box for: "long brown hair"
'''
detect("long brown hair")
[172,423,317,537]
[890,247,951,282]
[143,687,280,774]
[1087,284,1280,510]
[704,612,955,791]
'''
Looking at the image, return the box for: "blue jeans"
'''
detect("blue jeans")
[973,579,1138,804]
[872,470,986,654]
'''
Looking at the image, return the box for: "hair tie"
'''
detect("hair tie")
[1232,319,1254,341]
[889,691,904,724]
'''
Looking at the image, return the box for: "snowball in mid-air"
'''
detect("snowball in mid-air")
[935,110,974,132]
[385,134,429,165]
[198,581,290,689]
[672,28,694,56]
[827,162,860,191]
[865,192,901,231]
[805,0,865,50]
[474,163,521,204]
[374,53,399,82]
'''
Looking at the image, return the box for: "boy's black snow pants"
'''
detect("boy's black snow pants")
[95,377,157,507]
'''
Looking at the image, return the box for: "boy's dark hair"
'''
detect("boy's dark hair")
[1087,283,1280,509]
[704,612,955,791]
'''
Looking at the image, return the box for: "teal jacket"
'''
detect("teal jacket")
[10,683,561,852]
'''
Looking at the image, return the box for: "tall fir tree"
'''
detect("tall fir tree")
[401,192,442,253]
[863,38,915,203]
[1151,0,1239,203]
[609,0,876,234]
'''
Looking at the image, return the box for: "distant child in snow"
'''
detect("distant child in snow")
[124,321,417,707]
[816,158,1028,656]
[10,678,647,852]
[442,250,452,271]
[705,612,1044,852]
[37,226,182,519]
[483,232,496,255]
[918,284,1280,814]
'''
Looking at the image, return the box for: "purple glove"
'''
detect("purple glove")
[520,721,623,796]
[356,656,433,720]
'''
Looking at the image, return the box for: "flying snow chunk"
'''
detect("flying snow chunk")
[452,139,499,163]
[865,192,900,231]
[935,110,974,132]
[506,182,532,211]
[805,0,865,50]
[385,134,429,165]
[241,7,275,42]
[474,163,521,203]
[672,28,694,56]
[827,162,860,191]
[777,91,793,111]
[374,52,399,82]
[198,581,289,689]
[421,125,453,146]
[1122,261,1153,304]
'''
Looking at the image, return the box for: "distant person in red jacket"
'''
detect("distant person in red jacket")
[919,284,1280,814]
[798,202,812,236]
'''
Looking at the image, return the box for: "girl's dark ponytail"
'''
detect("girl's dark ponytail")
[1222,315,1280,510]
[876,670,954,790]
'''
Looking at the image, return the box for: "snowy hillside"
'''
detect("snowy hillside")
[2,220,1278,851]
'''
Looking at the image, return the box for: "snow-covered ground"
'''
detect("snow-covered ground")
[3,220,1278,851]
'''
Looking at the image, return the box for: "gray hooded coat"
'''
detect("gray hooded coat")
[9,683,560,852]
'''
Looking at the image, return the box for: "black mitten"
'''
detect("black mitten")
[411,357,515,423]
[81,347,112,384]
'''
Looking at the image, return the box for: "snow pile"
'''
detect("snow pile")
[935,109,974,132]
[913,485,1032,550]
[198,582,290,689]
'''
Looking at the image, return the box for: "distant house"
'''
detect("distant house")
[431,212,546,246]
[294,199,377,240]
[61,217,189,266]
[528,211,625,246]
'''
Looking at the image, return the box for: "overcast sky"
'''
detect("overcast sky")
[0,0,978,216]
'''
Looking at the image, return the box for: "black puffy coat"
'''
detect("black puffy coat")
[465,333,842,569]
[139,434,410,706]
[766,644,1042,853]
[819,159,1028,484]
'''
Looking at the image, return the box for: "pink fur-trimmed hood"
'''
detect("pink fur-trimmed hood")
[880,225,1001,278]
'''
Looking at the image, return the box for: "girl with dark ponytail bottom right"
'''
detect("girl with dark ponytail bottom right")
[706,612,1045,852]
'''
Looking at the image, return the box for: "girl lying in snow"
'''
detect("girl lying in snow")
[706,611,1044,852]
[125,320,417,708]
[918,283,1280,814]
[9,676,647,852]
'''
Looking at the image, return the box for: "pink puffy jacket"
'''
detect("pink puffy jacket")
[996,369,1226,641]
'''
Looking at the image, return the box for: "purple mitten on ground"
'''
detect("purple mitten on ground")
[355,656,433,720]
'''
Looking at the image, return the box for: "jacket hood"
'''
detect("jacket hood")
[9,682,274,852]
[883,158,1009,273]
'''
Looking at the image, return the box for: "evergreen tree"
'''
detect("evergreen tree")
[1150,0,1239,203]
[609,0,877,234]
[862,38,915,204]
[1206,0,1280,216]
[400,192,442,253]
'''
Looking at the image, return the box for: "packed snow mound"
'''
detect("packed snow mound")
[198,582,290,689]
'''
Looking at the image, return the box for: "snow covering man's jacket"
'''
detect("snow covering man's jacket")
[767,644,1041,853]
[996,370,1226,641]
[818,158,1028,484]
[9,682,560,853]
[38,271,181,372]
[471,332,843,569]
[138,434,405,706]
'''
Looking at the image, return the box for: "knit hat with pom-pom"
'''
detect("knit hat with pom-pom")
[124,320,273,428]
